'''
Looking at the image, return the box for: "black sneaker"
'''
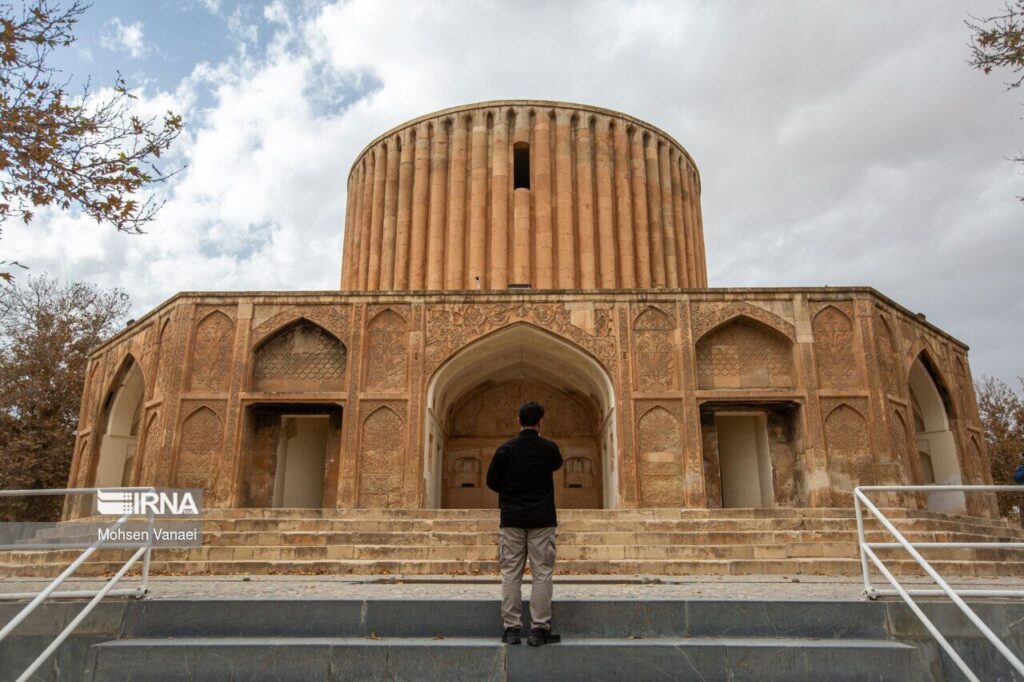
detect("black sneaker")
[502,627,521,645]
[527,627,561,646]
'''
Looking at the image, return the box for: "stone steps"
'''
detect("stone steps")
[5,542,1022,564]
[5,598,1022,680]
[188,517,1019,533]
[4,508,1022,579]
[86,636,924,681]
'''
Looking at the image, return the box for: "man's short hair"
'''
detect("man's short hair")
[519,402,544,427]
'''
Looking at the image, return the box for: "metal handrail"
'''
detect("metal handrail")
[854,484,1024,682]
[0,487,155,682]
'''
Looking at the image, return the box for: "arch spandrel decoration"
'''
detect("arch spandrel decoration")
[188,310,235,392]
[252,319,347,392]
[250,306,353,349]
[424,303,616,375]
[691,302,796,344]
[695,316,794,390]
[812,305,860,390]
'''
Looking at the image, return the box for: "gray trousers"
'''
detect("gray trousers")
[499,526,556,630]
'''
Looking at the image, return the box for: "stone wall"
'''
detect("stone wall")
[67,288,994,515]
[340,101,707,291]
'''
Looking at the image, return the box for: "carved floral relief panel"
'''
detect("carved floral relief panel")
[812,305,860,390]
[175,405,224,496]
[358,405,406,507]
[822,402,872,504]
[138,411,162,485]
[633,306,678,391]
[188,311,235,392]
[636,404,684,507]
[364,310,408,392]
[875,315,901,397]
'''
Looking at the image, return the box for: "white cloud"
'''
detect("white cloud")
[5,0,1024,385]
[99,18,149,59]
[227,6,260,47]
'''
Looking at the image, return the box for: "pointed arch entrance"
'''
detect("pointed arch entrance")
[424,324,617,509]
[908,352,964,512]
[95,358,145,487]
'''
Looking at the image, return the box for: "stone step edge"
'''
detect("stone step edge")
[92,635,918,649]
[4,544,1014,561]
[10,557,1021,569]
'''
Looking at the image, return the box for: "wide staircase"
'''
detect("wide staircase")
[3,507,1024,578]
[2,596,1023,680]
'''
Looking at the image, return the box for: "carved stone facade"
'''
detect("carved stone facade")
[65,288,995,515]
[65,101,996,517]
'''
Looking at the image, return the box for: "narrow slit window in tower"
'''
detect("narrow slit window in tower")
[513,142,530,189]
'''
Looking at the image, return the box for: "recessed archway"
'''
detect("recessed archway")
[424,323,617,509]
[95,358,145,488]
[908,352,963,512]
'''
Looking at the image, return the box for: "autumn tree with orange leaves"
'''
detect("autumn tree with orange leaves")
[0,1,183,279]
[968,1,1024,200]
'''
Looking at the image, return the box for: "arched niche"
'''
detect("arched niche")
[908,353,963,512]
[695,316,794,390]
[424,323,617,509]
[252,319,347,392]
[95,357,145,488]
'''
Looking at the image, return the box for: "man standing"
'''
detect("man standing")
[486,401,563,647]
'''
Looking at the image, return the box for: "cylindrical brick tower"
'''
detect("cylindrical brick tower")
[340,100,706,291]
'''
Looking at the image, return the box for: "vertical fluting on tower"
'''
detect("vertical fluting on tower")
[342,101,706,292]
[409,125,429,290]
[491,111,510,289]
[594,116,616,289]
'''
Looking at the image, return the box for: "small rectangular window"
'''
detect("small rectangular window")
[513,142,530,190]
[461,482,475,488]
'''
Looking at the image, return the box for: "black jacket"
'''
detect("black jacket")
[486,428,563,528]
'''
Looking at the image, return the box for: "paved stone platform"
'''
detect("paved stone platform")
[4,574,1024,601]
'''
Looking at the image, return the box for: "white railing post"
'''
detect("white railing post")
[14,545,148,682]
[853,491,874,597]
[854,484,1024,680]
[140,504,154,596]
[0,487,159,679]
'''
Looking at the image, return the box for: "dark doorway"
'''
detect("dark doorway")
[241,403,343,508]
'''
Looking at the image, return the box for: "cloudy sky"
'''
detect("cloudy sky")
[4,0,1023,383]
